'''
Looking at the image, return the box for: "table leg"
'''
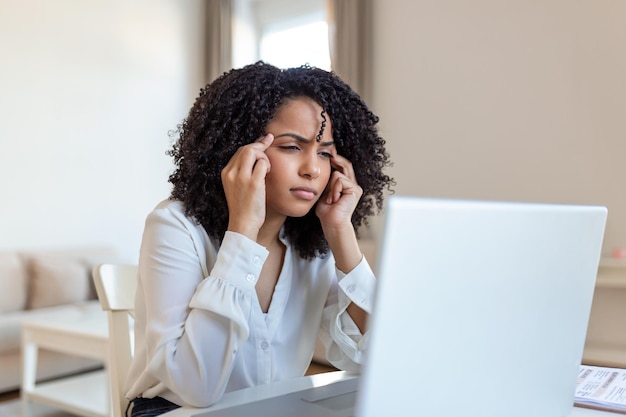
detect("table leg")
[21,330,38,417]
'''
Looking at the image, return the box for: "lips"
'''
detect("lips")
[290,187,318,201]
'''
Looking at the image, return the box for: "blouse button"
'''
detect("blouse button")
[260,341,269,350]
[246,273,256,283]
[346,284,356,293]
[252,255,262,265]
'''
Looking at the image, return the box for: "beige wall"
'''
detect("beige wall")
[2,1,624,262]
[0,0,205,262]
[370,0,626,256]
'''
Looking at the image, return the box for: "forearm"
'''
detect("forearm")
[137,210,266,406]
[323,224,362,275]
[323,225,370,331]
[320,257,377,369]
[144,298,250,407]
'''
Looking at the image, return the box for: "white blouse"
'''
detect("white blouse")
[124,200,376,407]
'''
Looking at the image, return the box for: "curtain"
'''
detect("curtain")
[205,0,233,85]
[326,0,373,105]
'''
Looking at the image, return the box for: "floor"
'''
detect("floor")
[0,392,75,417]
[0,391,18,403]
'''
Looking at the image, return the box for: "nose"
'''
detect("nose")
[299,153,321,179]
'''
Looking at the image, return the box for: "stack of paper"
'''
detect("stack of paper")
[575,365,626,413]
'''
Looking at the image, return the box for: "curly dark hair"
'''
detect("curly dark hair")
[168,61,394,259]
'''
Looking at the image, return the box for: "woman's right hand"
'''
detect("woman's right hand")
[221,134,274,241]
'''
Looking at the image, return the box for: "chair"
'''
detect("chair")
[92,264,138,417]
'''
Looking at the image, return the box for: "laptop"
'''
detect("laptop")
[195,196,607,417]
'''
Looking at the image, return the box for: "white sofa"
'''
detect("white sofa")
[0,247,119,393]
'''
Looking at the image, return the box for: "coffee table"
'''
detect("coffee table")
[21,303,110,417]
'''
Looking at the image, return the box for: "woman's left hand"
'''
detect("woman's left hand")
[317,154,368,332]
[316,154,362,232]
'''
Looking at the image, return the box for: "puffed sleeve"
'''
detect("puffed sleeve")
[319,256,376,371]
[136,205,268,407]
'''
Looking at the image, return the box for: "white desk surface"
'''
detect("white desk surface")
[163,371,353,416]
[162,371,625,417]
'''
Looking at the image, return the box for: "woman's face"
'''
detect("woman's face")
[263,97,335,219]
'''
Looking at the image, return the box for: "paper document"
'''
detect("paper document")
[575,365,626,413]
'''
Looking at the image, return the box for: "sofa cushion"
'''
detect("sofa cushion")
[0,253,28,314]
[27,256,91,310]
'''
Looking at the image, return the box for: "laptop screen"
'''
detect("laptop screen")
[357,197,607,417]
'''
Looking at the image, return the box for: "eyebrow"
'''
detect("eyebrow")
[274,133,334,147]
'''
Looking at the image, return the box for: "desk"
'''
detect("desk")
[163,371,354,416]
[161,371,625,417]
[21,307,110,417]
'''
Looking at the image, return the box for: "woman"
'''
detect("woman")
[125,62,394,416]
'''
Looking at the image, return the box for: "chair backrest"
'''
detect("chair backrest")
[92,264,138,417]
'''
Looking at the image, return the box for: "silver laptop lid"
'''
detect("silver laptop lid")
[357,197,607,417]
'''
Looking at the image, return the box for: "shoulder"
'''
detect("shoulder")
[152,198,186,216]
[147,199,194,226]
[143,199,209,242]
[142,200,217,263]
